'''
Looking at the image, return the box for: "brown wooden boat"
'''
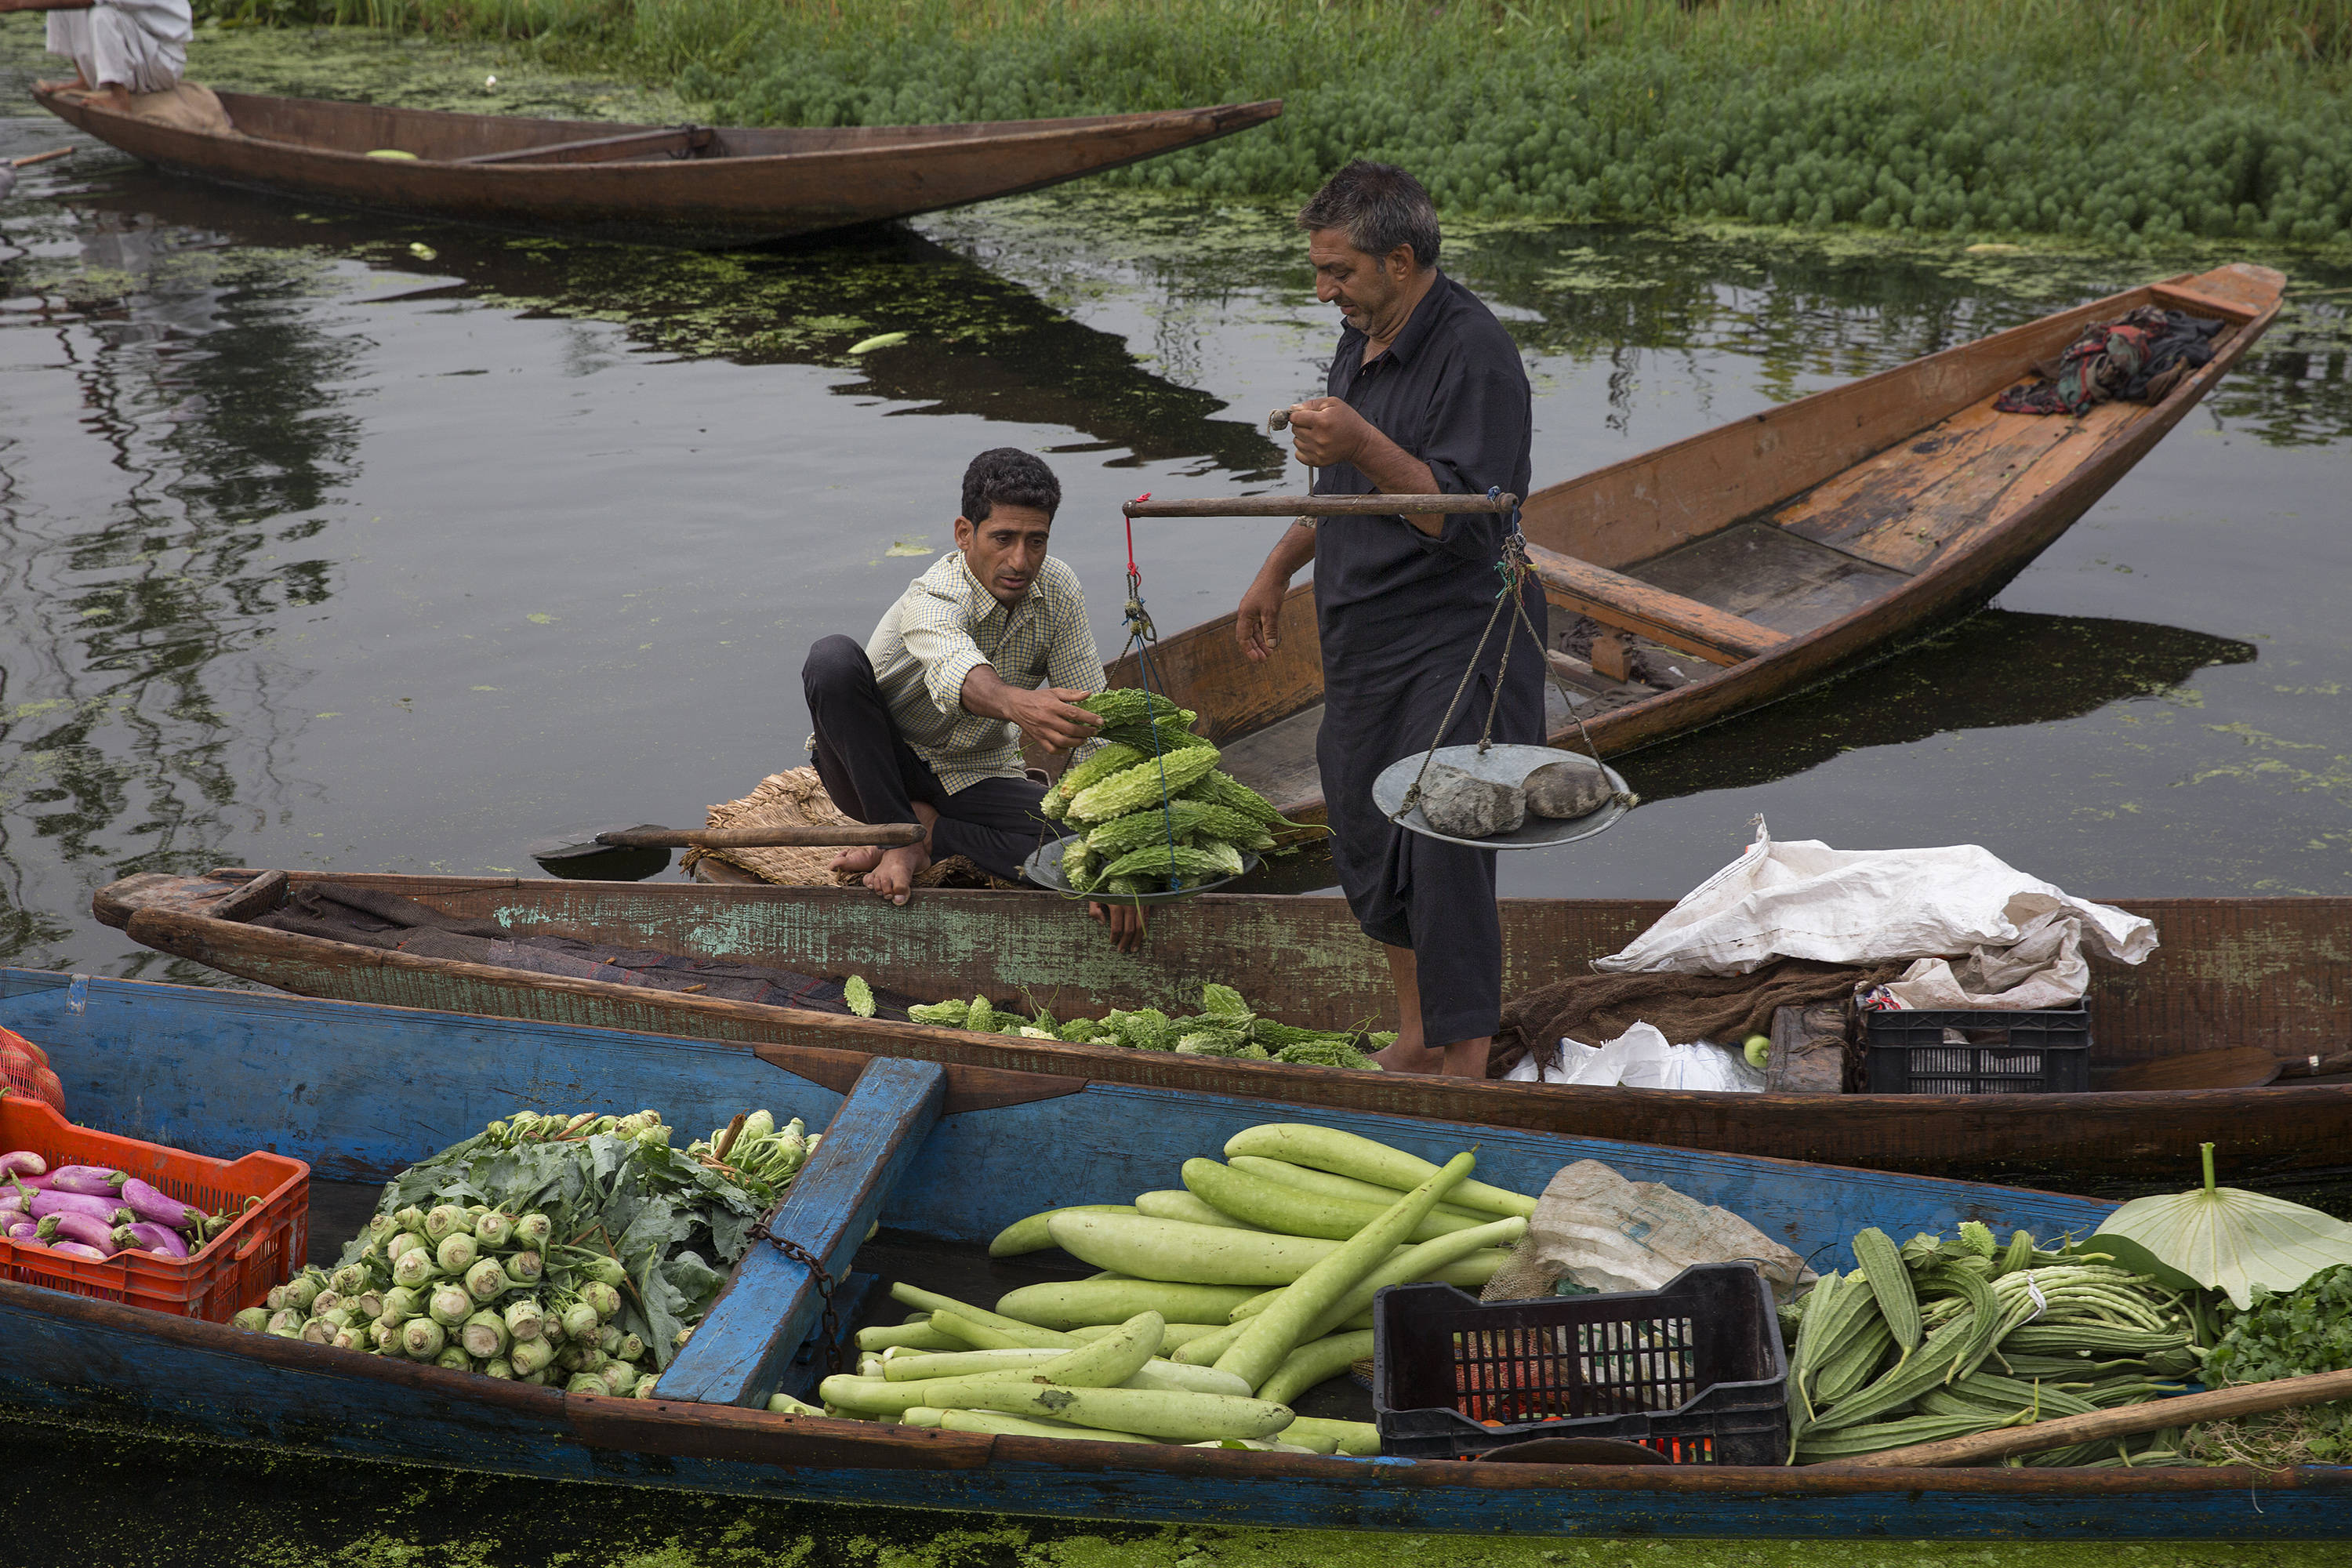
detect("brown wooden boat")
[96,869,2352,1194]
[1107,262,2287,822]
[31,89,1281,246]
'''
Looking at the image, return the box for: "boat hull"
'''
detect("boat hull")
[5,1290,2345,1537]
[96,873,2352,1192]
[0,964,2343,1537]
[1109,265,2288,823]
[34,90,1282,246]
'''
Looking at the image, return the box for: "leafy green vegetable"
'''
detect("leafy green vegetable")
[2088,1143,2352,1310]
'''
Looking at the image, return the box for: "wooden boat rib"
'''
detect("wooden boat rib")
[1109,263,2286,820]
[33,89,1283,246]
[95,870,2352,1190]
[5,965,2347,1536]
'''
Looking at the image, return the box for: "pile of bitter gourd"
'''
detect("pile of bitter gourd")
[904,983,1392,1072]
[1042,690,1311,895]
[1786,1223,2206,1465]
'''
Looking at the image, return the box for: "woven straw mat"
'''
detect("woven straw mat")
[682,768,1012,889]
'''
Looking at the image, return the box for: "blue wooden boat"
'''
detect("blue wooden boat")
[1,966,2343,1538]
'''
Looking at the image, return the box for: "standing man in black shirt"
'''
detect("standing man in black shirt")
[1235,161,1541,1080]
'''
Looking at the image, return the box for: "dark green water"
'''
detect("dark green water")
[4,31,2349,985]
[5,24,2352,1563]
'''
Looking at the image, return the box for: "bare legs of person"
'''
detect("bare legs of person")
[1368,945,1491,1078]
[830,800,936,905]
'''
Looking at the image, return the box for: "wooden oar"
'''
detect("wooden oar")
[531,822,923,862]
[11,147,76,168]
[1124,493,1519,517]
[1832,1363,2352,1468]
[2106,1047,2282,1092]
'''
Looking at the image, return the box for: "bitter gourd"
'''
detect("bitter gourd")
[1084,799,1243,856]
[1050,743,1145,808]
[1069,746,1222,824]
[1094,840,1241,887]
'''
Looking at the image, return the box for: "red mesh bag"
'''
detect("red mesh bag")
[0,1028,66,1114]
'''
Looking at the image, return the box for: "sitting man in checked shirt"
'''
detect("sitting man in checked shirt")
[801,448,1145,950]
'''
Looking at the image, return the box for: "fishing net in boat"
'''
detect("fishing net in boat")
[682,767,1014,891]
[0,1027,66,1114]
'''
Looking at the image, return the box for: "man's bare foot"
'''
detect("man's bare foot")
[863,841,932,906]
[1372,1036,1443,1073]
[90,85,132,112]
[830,844,885,876]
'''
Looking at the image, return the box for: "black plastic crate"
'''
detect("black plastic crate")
[1370,1263,1788,1464]
[1864,1007,2092,1094]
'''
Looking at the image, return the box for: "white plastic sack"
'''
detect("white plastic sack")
[1504,1022,1766,1092]
[1593,818,2155,989]
[1479,1159,1816,1303]
[1878,906,2101,1011]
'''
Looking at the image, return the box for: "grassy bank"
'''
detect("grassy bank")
[186,2,2352,244]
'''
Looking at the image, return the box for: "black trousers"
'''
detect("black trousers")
[1316,583,1547,1047]
[801,635,1060,884]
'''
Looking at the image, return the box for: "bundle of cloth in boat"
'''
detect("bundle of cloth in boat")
[1490,817,2158,1083]
[1490,957,1904,1082]
[249,882,920,1016]
[1994,306,2222,416]
[1479,1159,1815,1305]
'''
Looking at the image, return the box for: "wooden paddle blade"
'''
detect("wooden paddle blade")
[2106,1047,2282,1092]
[593,822,924,850]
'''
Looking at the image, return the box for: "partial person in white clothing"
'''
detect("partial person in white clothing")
[34,0,192,114]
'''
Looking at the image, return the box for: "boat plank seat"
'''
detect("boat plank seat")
[457,125,715,166]
[1616,523,1909,641]
[1520,542,1787,666]
[655,1056,947,1407]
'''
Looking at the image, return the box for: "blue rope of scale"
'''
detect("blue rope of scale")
[1120,495,1190,896]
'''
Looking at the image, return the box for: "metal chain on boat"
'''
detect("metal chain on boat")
[747,1221,845,1374]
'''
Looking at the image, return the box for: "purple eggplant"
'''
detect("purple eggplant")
[0,1189,24,1214]
[0,1151,45,1179]
[5,1219,34,1240]
[49,1241,108,1261]
[119,1178,201,1232]
[45,1165,126,1196]
[30,1189,133,1226]
[35,1211,117,1252]
[113,1221,189,1258]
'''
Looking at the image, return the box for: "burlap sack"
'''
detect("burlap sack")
[681,767,1010,890]
[128,82,234,136]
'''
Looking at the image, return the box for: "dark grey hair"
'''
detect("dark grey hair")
[1296,161,1441,270]
[961,447,1062,524]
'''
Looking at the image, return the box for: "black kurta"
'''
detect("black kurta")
[1310,271,1543,1046]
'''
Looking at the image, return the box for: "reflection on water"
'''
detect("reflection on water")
[2,35,2350,972]
[1621,612,2261,804]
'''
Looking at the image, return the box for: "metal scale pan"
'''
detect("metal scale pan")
[1372,743,1634,851]
[1022,836,1263,904]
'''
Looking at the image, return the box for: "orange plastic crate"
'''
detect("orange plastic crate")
[0,1095,308,1321]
